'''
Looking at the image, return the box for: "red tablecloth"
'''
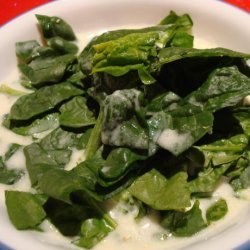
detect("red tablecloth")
[0,0,249,26]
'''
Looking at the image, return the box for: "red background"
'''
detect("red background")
[0,0,249,26]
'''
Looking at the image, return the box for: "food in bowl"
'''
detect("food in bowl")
[0,9,250,250]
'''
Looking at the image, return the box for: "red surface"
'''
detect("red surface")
[0,0,249,26]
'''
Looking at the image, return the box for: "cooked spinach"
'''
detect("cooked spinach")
[206,199,228,223]
[2,11,250,250]
[0,144,24,185]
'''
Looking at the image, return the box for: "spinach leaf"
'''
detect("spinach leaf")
[158,47,250,66]
[80,11,194,84]
[233,108,250,138]
[206,199,228,223]
[36,14,76,41]
[9,82,83,121]
[4,113,59,136]
[85,110,103,160]
[146,91,181,114]
[19,54,76,86]
[129,169,190,210]
[38,168,91,203]
[59,96,96,128]
[195,134,248,167]
[24,128,76,186]
[161,200,207,236]
[189,163,231,194]
[77,218,113,249]
[159,10,193,28]
[150,107,214,156]
[5,191,47,229]
[169,31,193,48]
[0,159,24,185]
[101,89,148,150]
[0,84,28,96]
[0,144,24,185]
[4,143,22,161]
[99,147,146,180]
[44,198,93,236]
[15,40,40,62]
[47,36,78,54]
[231,165,250,191]
[76,128,93,150]
[184,66,250,112]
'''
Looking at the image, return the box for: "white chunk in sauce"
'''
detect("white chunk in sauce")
[0,31,250,250]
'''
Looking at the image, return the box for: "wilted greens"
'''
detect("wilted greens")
[1,11,250,249]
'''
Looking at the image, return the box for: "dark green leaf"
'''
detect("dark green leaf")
[161,200,207,236]
[4,113,60,136]
[184,67,250,112]
[158,47,250,65]
[47,36,78,54]
[4,143,22,161]
[9,82,83,120]
[99,147,146,180]
[19,54,76,85]
[59,96,96,128]
[15,40,40,62]
[24,128,76,185]
[36,14,76,41]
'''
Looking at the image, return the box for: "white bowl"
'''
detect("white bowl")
[0,0,249,250]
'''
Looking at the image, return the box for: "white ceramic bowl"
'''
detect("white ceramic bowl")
[0,0,249,250]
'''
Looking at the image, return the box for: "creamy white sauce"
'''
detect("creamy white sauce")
[157,129,192,155]
[0,30,250,250]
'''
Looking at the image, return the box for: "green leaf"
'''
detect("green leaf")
[4,113,60,136]
[4,143,22,161]
[9,82,83,121]
[146,91,181,113]
[158,47,250,65]
[102,89,148,150]
[19,54,76,85]
[15,40,40,62]
[5,191,47,229]
[99,147,146,180]
[0,84,28,96]
[47,36,78,54]
[206,199,228,223]
[36,14,76,41]
[129,169,190,210]
[149,107,214,156]
[24,128,76,186]
[0,167,24,185]
[231,165,250,191]
[233,108,250,138]
[189,164,231,194]
[196,134,248,167]
[184,66,250,112]
[59,96,96,128]
[85,110,103,160]
[77,218,112,249]
[161,200,207,236]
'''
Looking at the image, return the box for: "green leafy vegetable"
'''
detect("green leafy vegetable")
[161,200,207,236]
[36,14,76,41]
[59,96,96,128]
[129,169,190,210]
[5,191,47,229]
[2,11,250,250]
[9,82,83,120]
[206,199,228,223]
